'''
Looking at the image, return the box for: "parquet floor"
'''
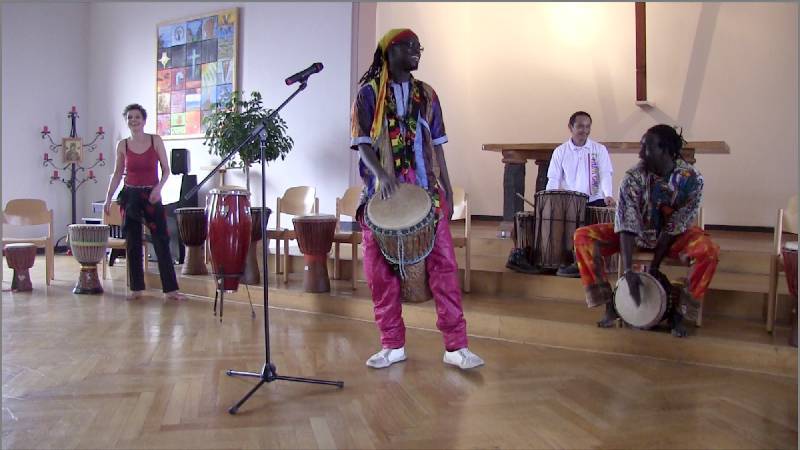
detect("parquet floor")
[2,257,797,449]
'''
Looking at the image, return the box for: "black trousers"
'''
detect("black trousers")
[118,187,179,293]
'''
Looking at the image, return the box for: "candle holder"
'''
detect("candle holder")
[41,106,106,226]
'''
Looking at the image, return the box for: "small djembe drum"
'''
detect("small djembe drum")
[293,215,337,293]
[614,271,671,329]
[5,243,37,292]
[68,224,109,294]
[176,207,208,275]
[242,206,272,285]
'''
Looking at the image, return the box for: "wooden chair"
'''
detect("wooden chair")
[618,208,705,326]
[2,199,54,285]
[268,186,318,284]
[450,186,472,293]
[333,186,363,290]
[766,195,799,332]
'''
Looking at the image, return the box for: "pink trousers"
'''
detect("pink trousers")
[359,211,468,351]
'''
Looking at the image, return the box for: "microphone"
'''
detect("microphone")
[285,62,324,85]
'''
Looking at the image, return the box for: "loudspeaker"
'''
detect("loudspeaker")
[171,148,190,175]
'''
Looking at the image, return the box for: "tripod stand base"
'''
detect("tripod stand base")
[226,362,344,414]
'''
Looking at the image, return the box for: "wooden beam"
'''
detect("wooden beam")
[635,2,647,101]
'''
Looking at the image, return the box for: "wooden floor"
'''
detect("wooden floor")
[2,257,798,449]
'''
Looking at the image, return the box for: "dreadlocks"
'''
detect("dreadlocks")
[359,46,384,85]
[647,124,686,160]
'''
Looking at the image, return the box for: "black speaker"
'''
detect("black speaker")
[171,148,190,175]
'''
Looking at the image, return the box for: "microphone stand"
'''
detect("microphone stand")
[185,79,344,415]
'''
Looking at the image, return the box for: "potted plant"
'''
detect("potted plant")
[203,90,293,191]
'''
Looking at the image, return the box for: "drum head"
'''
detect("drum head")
[367,184,432,230]
[176,207,205,214]
[293,214,337,223]
[614,272,667,329]
[209,185,250,196]
[785,241,798,252]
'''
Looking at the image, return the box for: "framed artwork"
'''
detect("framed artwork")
[157,8,239,139]
[62,138,83,164]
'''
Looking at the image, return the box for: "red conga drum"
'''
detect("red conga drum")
[207,186,252,292]
[292,215,337,293]
[782,241,798,347]
[176,207,208,275]
[5,243,37,292]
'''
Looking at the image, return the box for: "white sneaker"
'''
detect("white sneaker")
[366,347,407,369]
[443,348,484,370]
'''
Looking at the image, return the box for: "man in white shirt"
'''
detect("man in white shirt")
[546,111,615,207]
[547,111,614,277]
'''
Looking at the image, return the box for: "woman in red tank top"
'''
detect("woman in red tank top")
[104,104,184,301]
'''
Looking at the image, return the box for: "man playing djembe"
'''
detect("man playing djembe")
[573,124,719,336]
[350,28,483,370]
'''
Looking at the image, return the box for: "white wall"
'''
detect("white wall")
[2,2,90,240]
[87,2,354,227]
[373,2,798,227]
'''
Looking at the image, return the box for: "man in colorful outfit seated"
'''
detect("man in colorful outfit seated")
[350,28,484,369]
[573,124,719,337]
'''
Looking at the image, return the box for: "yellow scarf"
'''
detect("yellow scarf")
[370,28,418,141]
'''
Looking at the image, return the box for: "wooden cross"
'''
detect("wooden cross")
[636,2,647,102]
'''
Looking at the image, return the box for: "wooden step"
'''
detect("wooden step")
[143,268,797,378]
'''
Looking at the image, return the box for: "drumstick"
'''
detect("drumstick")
[515,192,535,209]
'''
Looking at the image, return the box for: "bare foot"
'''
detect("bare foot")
[127,290,144,300]
[165,291,186,301]
[597,303,619,328]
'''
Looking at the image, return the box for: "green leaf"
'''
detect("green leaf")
[203,90,294,168]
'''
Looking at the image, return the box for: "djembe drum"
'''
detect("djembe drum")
[365,184,437,303]
[5,243,37,292]
[782,241,798,347]
[68,224,109,294]
[242,206,271,285]
[614,271,672,329]
[533,190,588,271]
[207,186,252,292]
[586,205,619,273]
[175,207,208,275]
[293,215,337,293]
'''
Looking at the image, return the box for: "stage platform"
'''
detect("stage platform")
[138,222,796,377]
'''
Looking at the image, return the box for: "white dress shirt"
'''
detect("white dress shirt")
[545,138,613,202]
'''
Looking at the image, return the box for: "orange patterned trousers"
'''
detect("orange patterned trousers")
[573,224,719,308]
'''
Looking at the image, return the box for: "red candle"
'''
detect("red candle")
[88,170,94,178]
[44,152,48,161]
[71,106,76,113]
[53,170,59,178]
[42,125,49,133]
[98,152,104,161]
[98,126,104,134]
